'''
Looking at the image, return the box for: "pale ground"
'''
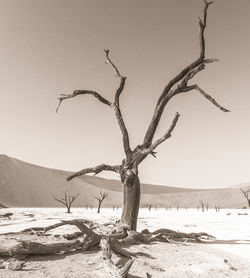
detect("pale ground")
[0,208,250,278]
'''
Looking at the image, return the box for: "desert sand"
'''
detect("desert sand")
[0,208,250,278]
[0,155,247,209]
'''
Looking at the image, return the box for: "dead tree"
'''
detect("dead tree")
[53,191,79,213]
[240,188,250,208]
[95,190,108,213]
[0,3,225,277]
[56,1,229,232]
[200,200,205,212]
[148,204,152,211]
[215,205,220,212]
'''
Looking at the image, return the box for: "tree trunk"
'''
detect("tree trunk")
[248,199,250,208]
[121,175,140,231]
[67,206,70,213]
[97,202,101,213]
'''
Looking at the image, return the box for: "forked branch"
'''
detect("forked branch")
[134,113,180,165]
[67,164,121,181]
[53,191,79,213]
[240,187,250,207]
[95,190,108,202]
[57,49,131,158]
[241,188,250,198]
[143,0,227,147]
[95,190,108,213]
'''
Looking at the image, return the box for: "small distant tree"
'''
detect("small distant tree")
[148,204,152,211]
[95,190,108,213]
[206,203,209,211]
[215,204,220,212]
[240,188,250,208]
[53,191,79,213]
[200,200,205,212]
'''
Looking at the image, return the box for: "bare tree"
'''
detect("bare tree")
[95,190,108,213]
[56,1,229,231]
[200,200,205,212]
[215,204,221,212]
[206,203,209,211]
[0,3,222,273]
[240,187,250,208]
[53,191,79,213]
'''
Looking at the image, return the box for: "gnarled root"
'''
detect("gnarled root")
[141,228,215,243]
[0,219,101,257]
[0,217,215,268]
[100,237,134,278]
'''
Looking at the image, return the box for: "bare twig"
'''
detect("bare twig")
[192,85,230,112]
[104,49,122,77]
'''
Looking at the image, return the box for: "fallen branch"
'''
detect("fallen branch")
[0,239,82,256]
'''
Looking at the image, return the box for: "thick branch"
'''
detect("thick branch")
[143,1,214,146]
[67,164,120,181]
[134,113,180,166]
[56,90,112,113]
[147,112,180,152]
[0,240,82,256]
[113,104,132,157]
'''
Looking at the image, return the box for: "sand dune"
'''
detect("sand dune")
[0,154,247,208]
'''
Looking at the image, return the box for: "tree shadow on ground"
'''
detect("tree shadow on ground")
[21,246,99,262]
[203,239,250,245]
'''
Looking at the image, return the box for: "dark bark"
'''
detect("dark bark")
[95,190,108,214]
[120,174,140,231]
[97,203,101,213]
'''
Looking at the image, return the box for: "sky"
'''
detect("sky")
[0,0,250,189]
